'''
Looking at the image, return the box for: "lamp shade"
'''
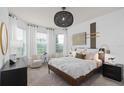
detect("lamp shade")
[100,44,110,54]
[54,11,74,27]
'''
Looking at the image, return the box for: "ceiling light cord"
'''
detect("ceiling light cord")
[62,7,66,11]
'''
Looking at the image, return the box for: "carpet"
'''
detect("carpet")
[28,64,124,86]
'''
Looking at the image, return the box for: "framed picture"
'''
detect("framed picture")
[72,32,86,45]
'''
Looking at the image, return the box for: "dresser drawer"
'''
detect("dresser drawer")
[1,67,27,86]
[103,64,121,70]
[103,64,123,82]
[103,72,122,81]
[103,67,121,74]
[103,70,121,76]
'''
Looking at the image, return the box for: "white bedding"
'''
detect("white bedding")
[48,57,102,79]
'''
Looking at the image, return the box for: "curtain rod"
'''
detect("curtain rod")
[9,13,68,31]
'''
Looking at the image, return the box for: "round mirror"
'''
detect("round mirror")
[0,22,8,55]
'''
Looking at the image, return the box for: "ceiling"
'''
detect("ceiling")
[9,7,123,28]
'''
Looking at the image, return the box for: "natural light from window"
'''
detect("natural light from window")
[36,32,47,55]
[16,28,23,41]
[56,34,64,53]
[10,27,26,57]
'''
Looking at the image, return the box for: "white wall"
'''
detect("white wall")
[0,8,9,69]
[68,9,124,65]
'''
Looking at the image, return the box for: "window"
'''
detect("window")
[36,32,47,55]
[10,27,26,57]
[56,34,64,53]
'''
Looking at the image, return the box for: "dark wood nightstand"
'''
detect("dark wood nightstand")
[103,63,123,82]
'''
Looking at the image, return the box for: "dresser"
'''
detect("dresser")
[103,63,123,82]
[0,58,27,86]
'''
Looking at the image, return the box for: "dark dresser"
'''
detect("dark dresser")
[0,58,27,86]
[103,63,123,82]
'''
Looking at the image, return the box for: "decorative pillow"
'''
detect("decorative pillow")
[75,53,86,59]
[85,52,95,60]
[71,51,77,57]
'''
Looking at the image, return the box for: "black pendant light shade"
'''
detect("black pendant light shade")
[54,8,74,27]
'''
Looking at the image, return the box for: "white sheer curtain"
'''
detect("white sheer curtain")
[9,16,18,55]
[54,29,68,57]
[63,30,68,56]
[9,16,27,58]
[47,29,56,58]
[9,15,68,59]
[27,25,37,58]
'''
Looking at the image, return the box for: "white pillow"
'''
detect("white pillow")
[71,51,77,57]
[76,49,85,53]
[85,52,95,60]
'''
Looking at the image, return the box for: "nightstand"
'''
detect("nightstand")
[103,63,123,82]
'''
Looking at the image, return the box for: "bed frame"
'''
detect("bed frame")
[48,64,102,86]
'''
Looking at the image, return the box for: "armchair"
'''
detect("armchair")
[29,55,44,68]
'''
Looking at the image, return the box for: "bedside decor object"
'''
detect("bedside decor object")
[54,7,74,27]
[103,63,123,82]
[100,44,110,54]
[105,54,116,64]
[98,48,105,63]
[0,22,8,55]
[9,59,15,66]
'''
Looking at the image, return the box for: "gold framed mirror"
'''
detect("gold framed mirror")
[0,22,8,55]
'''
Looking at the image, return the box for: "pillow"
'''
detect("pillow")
[85,52,95,60]
[76,49,85,53]
[71,51,77,57]
[75,53,86,59]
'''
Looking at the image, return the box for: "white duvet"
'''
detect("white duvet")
[48,57,102,79]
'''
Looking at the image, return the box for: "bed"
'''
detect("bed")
[48,57,102,85]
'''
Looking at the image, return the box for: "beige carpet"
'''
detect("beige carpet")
[28,64,124,86]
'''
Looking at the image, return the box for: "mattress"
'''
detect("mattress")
[48,57,102,79]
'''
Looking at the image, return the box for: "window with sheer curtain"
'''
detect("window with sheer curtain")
[10,27,26,57]
[36,32,47,55]
[56,34,64,54]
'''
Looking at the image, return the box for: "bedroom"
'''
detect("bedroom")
[0,7,124,86]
